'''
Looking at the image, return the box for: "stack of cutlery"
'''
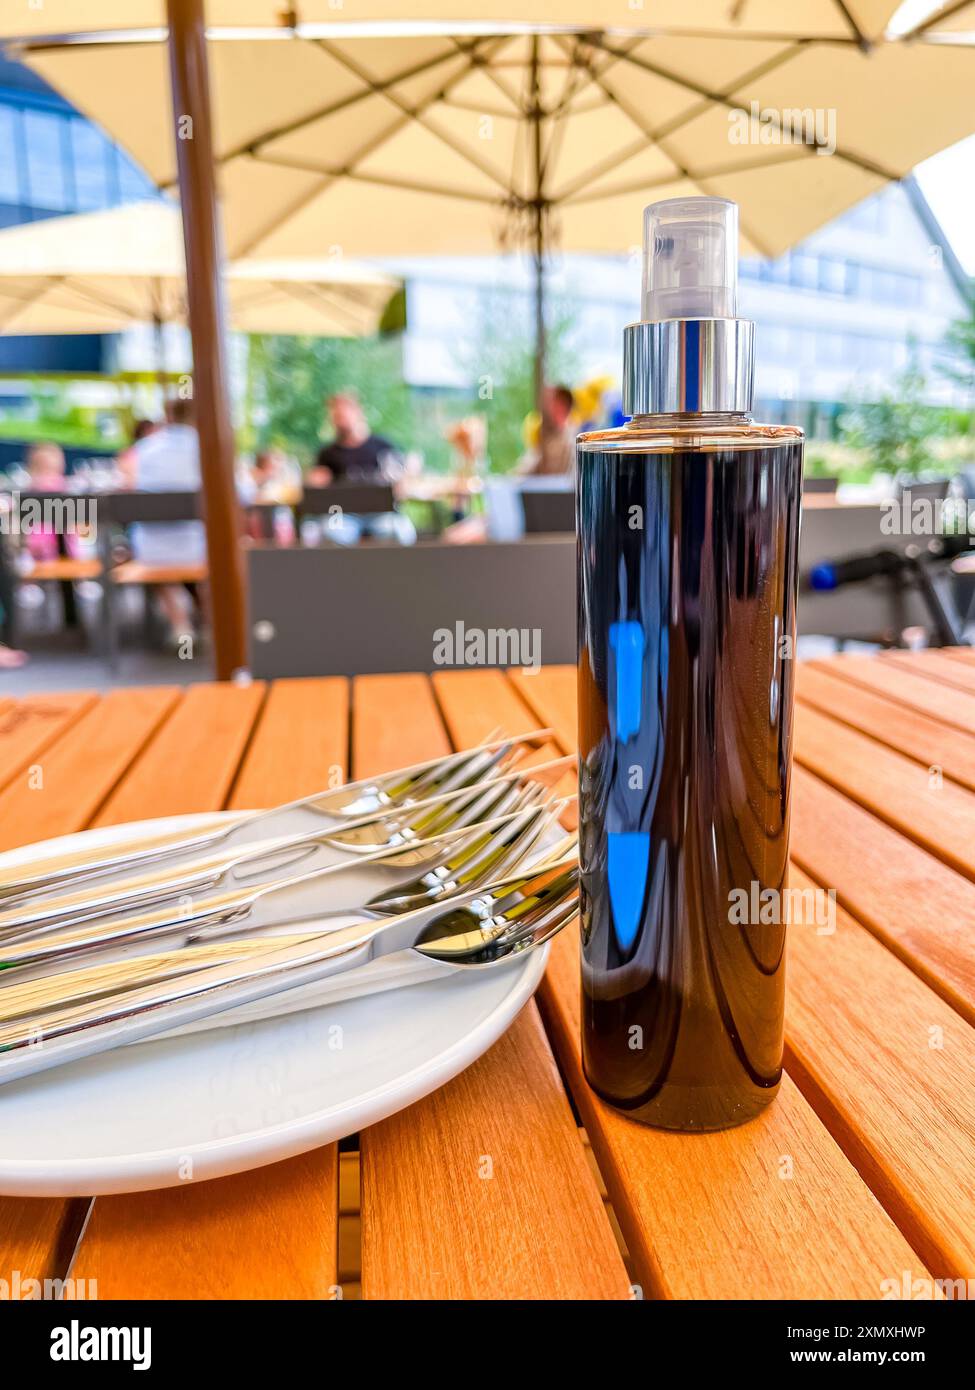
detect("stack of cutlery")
[0,733,579,1086]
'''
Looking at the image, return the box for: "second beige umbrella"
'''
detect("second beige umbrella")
[0,200,400,337]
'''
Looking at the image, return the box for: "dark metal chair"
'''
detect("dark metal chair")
[298,483,396,522]
[521,488,576,533]
[247,536,575,676]
[97,491,204,668]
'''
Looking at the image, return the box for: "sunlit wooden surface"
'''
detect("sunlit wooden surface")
[1,651,973,1299]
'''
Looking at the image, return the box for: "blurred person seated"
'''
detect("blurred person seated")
[517,384,577,477]
[308,391,403,484]
[123,398,205,646]
[0,533,26,667]
[244,447,300,545]
[116,418,160,482]
[250,446,301,503]
[24,443,74,563]
[27,441,67,491]
[444,415,488,522]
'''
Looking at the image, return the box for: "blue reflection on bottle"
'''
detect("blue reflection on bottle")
[607,620,650,951]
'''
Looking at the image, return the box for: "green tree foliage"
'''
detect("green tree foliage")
[247,333,423,468]
[458,285,581,471]
[837,360,957,478]
[941,291,975,399]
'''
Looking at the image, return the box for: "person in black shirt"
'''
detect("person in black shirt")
[310,392,402,483]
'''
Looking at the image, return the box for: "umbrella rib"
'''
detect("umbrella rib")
[265,280,383,334]
[899,0,971,39]
[0,274,57,330]
[831,0,873,49]
[251,151,503,205]
[234,281,365,335]
[544,58,781,264]
[562,146,810,204]
[221,39,482,168]
[0,277,63,333]
[537,34,605,190]
[592,32,903,180]
[229,37,509,257]
[312,36,520,200]
[544,33,688,201]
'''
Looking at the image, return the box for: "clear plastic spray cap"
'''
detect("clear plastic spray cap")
[641,196,738,322]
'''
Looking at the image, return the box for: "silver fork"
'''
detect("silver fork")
[0,859,579,1087]
[0,757,570,944]
[0,798,574,974]
[0,730,554,905]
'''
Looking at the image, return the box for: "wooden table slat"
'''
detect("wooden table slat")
[793,702,975,881]
[784,865,975,1282]
[0,687,179,852]
[810,654,975,735]
[0,691,97,797]
[361,1005,629,1300]
[884,648,975,696]
[791,766,975,1024]
[540,928,929,1299]
[70,679,342,1299]
[507,665,577,751]
[92,681,266,827]
[430,668,541,748]
[71,1151,339,1301]
[359,672,629,1299]
[351,672,449,779]
[0,689,181,1286]
[228,676,349,810]
[796,663,975,794]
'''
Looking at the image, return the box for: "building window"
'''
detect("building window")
[817,258,847,296]
[789,252,819,290]
[22,107,69,210]
[71,118,112,209]
[0,104,22,206]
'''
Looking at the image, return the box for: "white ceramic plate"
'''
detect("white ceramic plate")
[0,814,549,1196]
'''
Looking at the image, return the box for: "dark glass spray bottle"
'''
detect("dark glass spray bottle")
[577,196,804,1131]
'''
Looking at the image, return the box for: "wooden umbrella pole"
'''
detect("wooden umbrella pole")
[529,34,546,421]
[166,0,247,679]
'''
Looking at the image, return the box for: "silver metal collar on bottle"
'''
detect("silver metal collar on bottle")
[622,318,755,415]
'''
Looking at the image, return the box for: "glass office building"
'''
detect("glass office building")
[0,54,155,372]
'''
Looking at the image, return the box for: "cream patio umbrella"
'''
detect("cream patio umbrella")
[0,200,400,337]
[0,2,915,45]
[14,24,975,394]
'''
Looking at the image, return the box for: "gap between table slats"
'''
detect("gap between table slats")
[883,649,975,696]
[792,702,975,881]
[0,686,179,849]
[796,662,975,794]
[791,768,975,1025]
[65,678,346,1298]
[783,864,975,1283]
[809,654,975,734]
[0,691,97,797]
[357,672,629,1299]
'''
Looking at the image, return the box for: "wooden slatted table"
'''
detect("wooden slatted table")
[1,651,973,1300]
